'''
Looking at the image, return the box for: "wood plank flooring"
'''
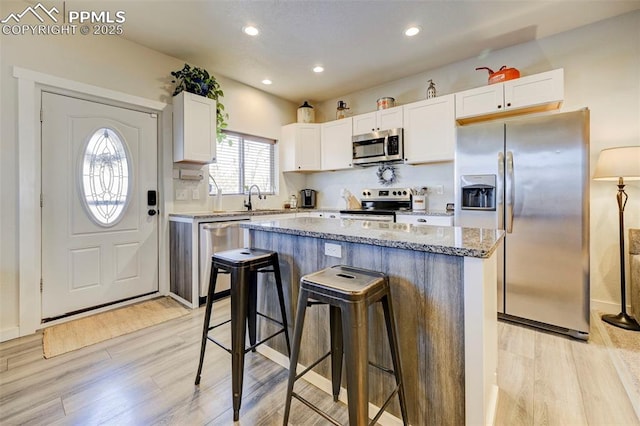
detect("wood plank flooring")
[1,300,638,425]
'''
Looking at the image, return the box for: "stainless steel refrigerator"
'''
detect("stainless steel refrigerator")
[455,109,590,339]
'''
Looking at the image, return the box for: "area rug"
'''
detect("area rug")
[595,312,640,419]
[42,297,189,358]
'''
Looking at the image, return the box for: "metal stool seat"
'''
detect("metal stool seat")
[195,248,291,421]
[283,265,408,426]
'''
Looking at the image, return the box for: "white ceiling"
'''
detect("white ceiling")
[70,1,640,103]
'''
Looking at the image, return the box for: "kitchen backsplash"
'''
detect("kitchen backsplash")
[305,162,454,211]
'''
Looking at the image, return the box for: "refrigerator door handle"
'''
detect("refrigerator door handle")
[506,151,514,233]
[497,152,505,230]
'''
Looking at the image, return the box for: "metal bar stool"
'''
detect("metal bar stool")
[195,248,291,421]
[283,265,408,426]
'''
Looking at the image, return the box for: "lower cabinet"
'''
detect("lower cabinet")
[396,214,453,226]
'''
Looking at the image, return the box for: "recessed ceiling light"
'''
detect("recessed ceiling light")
[262,79,272,85]
[313,66,324,73]
[243,26,259,36]
[404,26,421,37]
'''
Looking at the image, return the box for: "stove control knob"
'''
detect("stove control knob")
[392,191,397,195]
[403,190,407,195]
[368,191,372,196]
[362,191,366,196]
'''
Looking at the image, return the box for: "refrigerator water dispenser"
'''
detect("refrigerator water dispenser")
[460,175,496,210]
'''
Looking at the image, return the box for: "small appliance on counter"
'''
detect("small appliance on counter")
[300,189,317,208]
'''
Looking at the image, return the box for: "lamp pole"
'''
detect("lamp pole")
[602,176,640,330]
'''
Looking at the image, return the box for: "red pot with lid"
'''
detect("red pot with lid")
[476,66,520,85]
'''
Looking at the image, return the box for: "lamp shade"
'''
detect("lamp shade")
[593,146,640,181]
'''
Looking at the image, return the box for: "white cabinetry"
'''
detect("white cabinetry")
[396,214,453,226]
[455,68,564,124]
[403,94,456,164]
[321,118,353,170]
[173,91,217,164]
[352,106,403,135]
[280,123,321,172]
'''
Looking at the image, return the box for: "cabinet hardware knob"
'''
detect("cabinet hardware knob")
[506,102,511,107]
[417,218,426,223]
[497,105,502,109]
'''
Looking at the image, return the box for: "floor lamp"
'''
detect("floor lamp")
[594,146,640,331]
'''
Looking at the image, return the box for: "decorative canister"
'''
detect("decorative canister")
[426,79,436,99]
[376,97,395,110]
[297,101,315,123]
[336,100,349,120]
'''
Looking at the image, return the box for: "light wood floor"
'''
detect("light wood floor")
[1,299,638,425]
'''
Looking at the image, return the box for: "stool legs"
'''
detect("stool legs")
[231,267,249,421]
[342,303,369,426]
[195,266,219,386]
[247,271,258,352]
[283,287,310,425]
[273,253,291,356]
[381,294,409,425]
[329,305,343,402]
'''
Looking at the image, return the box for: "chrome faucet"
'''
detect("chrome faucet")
[244,184,263,211]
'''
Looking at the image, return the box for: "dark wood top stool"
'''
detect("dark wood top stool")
[283,265,408,426]
[195,248,291,421]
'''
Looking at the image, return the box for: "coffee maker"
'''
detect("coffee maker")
[300,189,317,208]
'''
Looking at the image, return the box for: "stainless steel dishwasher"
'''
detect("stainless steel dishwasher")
[199,220,248,302]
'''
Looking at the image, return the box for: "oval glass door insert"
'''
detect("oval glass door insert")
[81,127,130,226]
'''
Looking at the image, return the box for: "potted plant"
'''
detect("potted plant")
[171,63,228,142]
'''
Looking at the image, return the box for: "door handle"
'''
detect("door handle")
[148,209,158,216]
[497,152,504,230]
[505,151,514,233]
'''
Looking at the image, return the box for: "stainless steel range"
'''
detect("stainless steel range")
[340,188,411,222]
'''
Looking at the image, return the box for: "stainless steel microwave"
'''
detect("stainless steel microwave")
[352,128,403,165]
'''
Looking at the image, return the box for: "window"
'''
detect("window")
[80,127,130,226]
[208,130,276,195]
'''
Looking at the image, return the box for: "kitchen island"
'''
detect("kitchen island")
[241,217,503,426]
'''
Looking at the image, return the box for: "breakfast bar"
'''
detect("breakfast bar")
[241,217,504,426]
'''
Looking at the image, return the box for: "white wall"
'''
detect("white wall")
[310,11,640,312]
[0,0,298,337]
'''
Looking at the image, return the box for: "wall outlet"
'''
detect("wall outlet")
[192,189,200,200]
[324,243,342,258]
[175,189,188,201]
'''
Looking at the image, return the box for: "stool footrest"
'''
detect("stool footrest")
[294,351,331,381]
[369,360,395,376]
[370,385,401,426]
[291,392,342,426]
[244,329,285,354]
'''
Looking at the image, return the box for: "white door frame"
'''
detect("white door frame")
[15,66,171,336]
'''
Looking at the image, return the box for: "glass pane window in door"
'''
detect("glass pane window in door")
[81,127,130,226]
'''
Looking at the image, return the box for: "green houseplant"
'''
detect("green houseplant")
[171,63,228,142]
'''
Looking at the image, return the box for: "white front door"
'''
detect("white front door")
[41,92,159,319]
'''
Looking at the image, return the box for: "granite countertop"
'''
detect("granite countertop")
[243,217,503,259]
[169,208,452,220]
[169,209,299,219]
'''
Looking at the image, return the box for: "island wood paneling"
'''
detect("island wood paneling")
[169,221,192,301]
[249,229,466,425]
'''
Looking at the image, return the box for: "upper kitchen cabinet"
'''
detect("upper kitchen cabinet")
[352,106,403,135]
[403,94,456,164]
[280,123,321,172]
[173,91,217,164]
[455,68,564,124]
[321,118,353,171]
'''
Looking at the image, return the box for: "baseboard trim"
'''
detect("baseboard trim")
[591,299,628,315]
[256,345,404,426]
[0,326,20,343]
